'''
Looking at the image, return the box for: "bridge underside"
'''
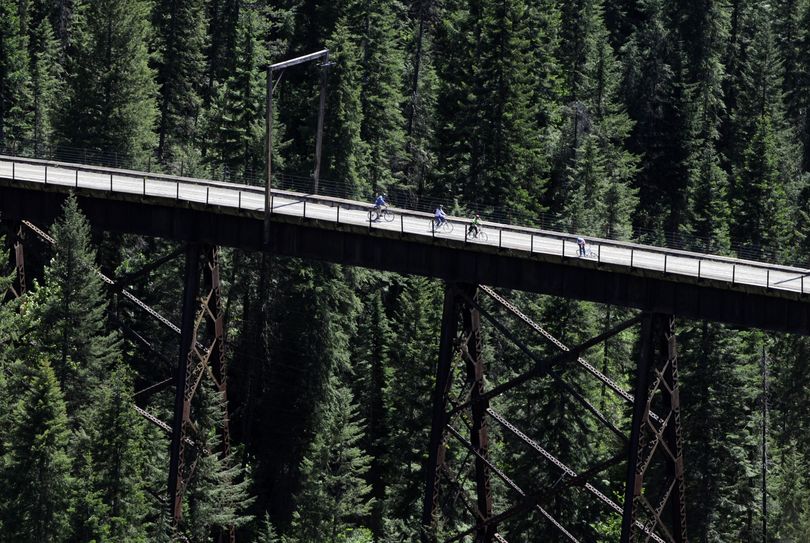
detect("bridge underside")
[2,184,808,335]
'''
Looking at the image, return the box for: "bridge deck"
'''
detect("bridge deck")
[2,155,809,334]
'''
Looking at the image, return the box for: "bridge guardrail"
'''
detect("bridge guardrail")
[1,154,808,295]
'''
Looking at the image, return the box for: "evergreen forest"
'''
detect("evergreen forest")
[1,0,810,541]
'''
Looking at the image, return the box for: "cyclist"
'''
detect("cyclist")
[434,205,447,227]
[576,236,586,257]
[373,193,387,211]
[469,213,482,238]
[371,193,387,220]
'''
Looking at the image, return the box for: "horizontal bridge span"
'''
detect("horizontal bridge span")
[1,155,809,335]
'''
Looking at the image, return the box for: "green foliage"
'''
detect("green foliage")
[355,0,406,193]
[57,0,157,161]
[680,0,732,252]
[1,357,73,543]
[621,0,691,238]
[84,365,150,541]
[153,0,207,164]
[28,18,61,147]
[0,0,32,143]
[557,0,639,239]
[322,9,366,197]
[31,194,120,414]
[772,442,810,541]
[435,0,548,218]
[181,386,254,540]
[289,377,374,543]
[3,0,810,540]
[205,9,267,180]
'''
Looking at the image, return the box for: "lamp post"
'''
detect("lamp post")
[264,49,331,245]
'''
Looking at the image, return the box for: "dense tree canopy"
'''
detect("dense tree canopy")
[2,0,810,541]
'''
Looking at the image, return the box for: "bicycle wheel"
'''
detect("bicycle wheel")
[477,230,488,241]
[382,208,394,222]
[368,209,379,222]
[440,221,454,234]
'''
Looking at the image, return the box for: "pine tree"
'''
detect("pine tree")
[349,280,391,538]
[557,0,639,239]
[203,0,240,100]
[57,0,157,162]
[289,377,374,542]
[680,324,761,540]
[797,1,810,170]
[206,9,267,181]
[321,12,367,197]
[67,451,110,543]
[403,0,439,197]
[773,0,810,170]
[0,0,32,145]
[380,276,442,539]
[181,386,254,541]
[31,194,120,415]
[356,0,407,194]
[85,365,150,540]
[772,441,810,541]
[679,0,732,252]
[732,116,792,257]
[727,6,800,260]
[153,0,207,164]
[256,512,280,543]
[28,18,61,150]
[1,357,73,543]
[456,0,547,218]
[621,0,691,240]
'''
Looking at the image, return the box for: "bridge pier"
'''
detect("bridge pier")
[168,244,235,542]
[621,313,687,543]
[421,284,688,543]
[422,283,496,543]
[1,220,26,300]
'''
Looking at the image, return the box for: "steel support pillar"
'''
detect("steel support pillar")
[422,284,495,543]
[168,244,235,539]
[621,313,687,543]
[421,284,460,542]
[2,221,26,300]
[460,288,495,542]
[204,246,236,543]
[168,243,201,523]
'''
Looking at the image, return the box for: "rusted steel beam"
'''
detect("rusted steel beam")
[459,285,495,543]
[168,244,201,524]
[622,314,687,543]
[2,221,26,300]
[203,246,236,543]
[421,283,460,543]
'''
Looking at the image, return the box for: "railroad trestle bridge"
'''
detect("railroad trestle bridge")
[3,154,809,542]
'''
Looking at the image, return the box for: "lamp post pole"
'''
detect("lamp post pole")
[263,49,330,246]
[264,66,274,245]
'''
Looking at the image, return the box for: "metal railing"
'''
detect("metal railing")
[0,138,798,266]
[1,153,808,296]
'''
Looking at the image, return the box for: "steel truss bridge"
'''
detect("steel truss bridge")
[2,154,809,543]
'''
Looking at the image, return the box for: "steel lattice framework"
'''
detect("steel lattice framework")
[4,218,692,543]
[421,283,687,543]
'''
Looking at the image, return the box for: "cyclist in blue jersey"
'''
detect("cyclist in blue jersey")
[373,193,387,211]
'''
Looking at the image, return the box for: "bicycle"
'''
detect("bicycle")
[429,218,454,234]
[369,206,394,222]
[467,225,488,241]
[580,245,597,258]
